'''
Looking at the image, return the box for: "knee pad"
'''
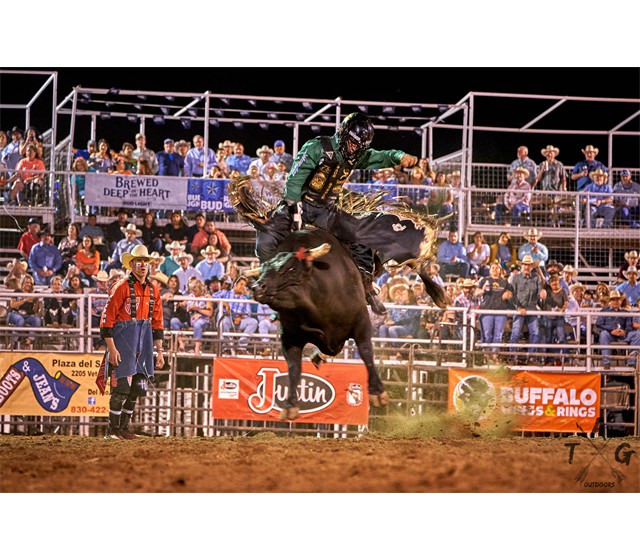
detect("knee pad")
[131,373,148,398]
[109,392,127,411]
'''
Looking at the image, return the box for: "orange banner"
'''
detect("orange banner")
[0,353,109,416]
[448,368,601,433]
[213,358,369,424]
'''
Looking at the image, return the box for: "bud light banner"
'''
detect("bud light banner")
[213,358,369,425]
[0,353,109,416]
[85,173,187,210]
[448,368,601,433]
[187,178,234,213]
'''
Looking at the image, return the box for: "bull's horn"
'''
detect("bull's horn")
[245,267,262,277]
[307,243,331,260]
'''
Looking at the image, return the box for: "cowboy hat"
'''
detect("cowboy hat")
[201,245,221,258]
[520,255,534,265]
[149,270,169,285]
[624,250,638,261]
[541,145,560,156]
[389,281,410,300]
[589,169,608,180]
[461,278,477,288]
[120,223,142,236]
[165,240,185,252]
[92,237,104,246]
[149,251,165,264]
[177,251,194,265]
[609,289,622,299]
[581,145,599,155]
[623,265,638,278]
[6,259,28,273]
[384,260,400,270]
[109,269,125,281]
[513,166,530,178]
[256,145,273,156]
[569,282,585,294]
[562,265,578,277]
[121,244,154,270]
[526,228,541,239]
[92,270,110,283]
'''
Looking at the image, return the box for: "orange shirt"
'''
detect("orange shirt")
[74,249,100,276]
[16,157,46,182]
[101,277,163,332]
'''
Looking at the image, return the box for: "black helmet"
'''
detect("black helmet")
[338,112,374,162]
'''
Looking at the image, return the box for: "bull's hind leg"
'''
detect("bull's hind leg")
[354,330,389,408]
[280,342,302,421]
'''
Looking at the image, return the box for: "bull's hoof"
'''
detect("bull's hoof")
[279,407,300,421]
[369,391,390,407]
[311,350,327,369]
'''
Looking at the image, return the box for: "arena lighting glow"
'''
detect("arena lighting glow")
[302,102,313,110]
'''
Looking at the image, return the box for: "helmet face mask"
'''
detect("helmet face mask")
[338,113,374,161]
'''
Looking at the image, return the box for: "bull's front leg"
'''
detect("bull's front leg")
[280,341,303,421]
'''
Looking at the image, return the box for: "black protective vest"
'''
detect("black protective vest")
[302,137,354,205]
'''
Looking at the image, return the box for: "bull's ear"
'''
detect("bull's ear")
[306,243,331,260]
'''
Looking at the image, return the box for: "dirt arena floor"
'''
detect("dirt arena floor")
[1,433,638,493]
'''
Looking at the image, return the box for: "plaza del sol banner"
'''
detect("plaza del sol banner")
[213,358,369,425]
[0,353,109,416]
[448,368,601,433]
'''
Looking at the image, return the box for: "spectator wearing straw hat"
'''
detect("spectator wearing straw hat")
[508,254,547,364]
[174,251,203,293]
[195,245,225,282]
[618,250,639,282]
[565,282,593,343]
[534,145,566,191]
[612,169,640,228]
[495,167,532,226]
[560,264,578,295]
[617,266,640,306]
[148,251,165,276]
[4,258,28,289]
[581,168,615,228]
[107,223,143,271]
[571,144,608,191]
[379,281,421,345]
[160,240,185,277]
[517,228,548,272]
[251,145,275,178]
[595,290,638,369]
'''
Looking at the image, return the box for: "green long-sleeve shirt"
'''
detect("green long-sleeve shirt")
[283,133,406,203]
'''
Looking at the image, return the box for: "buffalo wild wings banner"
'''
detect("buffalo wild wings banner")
[448,368,601,433]
[0,353,109,416]
[213,358,369,424]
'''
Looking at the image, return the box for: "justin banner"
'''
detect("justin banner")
[213,358,369,425]
[448,368,601,433]
[85,173,187,210]
[0,353,109,416]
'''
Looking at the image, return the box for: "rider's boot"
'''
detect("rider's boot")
[360,270,386,315]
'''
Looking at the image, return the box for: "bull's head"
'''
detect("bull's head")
[252,243,331,309]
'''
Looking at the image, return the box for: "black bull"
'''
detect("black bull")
[251,229,387,420]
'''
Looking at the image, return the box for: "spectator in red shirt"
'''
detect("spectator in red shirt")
[7,143,46,205]
[17,217,41,259]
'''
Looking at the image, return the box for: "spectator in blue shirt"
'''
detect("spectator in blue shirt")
[596,290,637,368]
[185,135,218,177]
[581,169,615,228]
[617,266,640,306]
[157,139,185,176]
[28,229,63,286]
[218,276,258,351]
[1,127,24,172]
[269,139,293,172]
[437,229,470,280]
[225,142,252,174]
[613,169,640,228]
[571,144,608,191]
